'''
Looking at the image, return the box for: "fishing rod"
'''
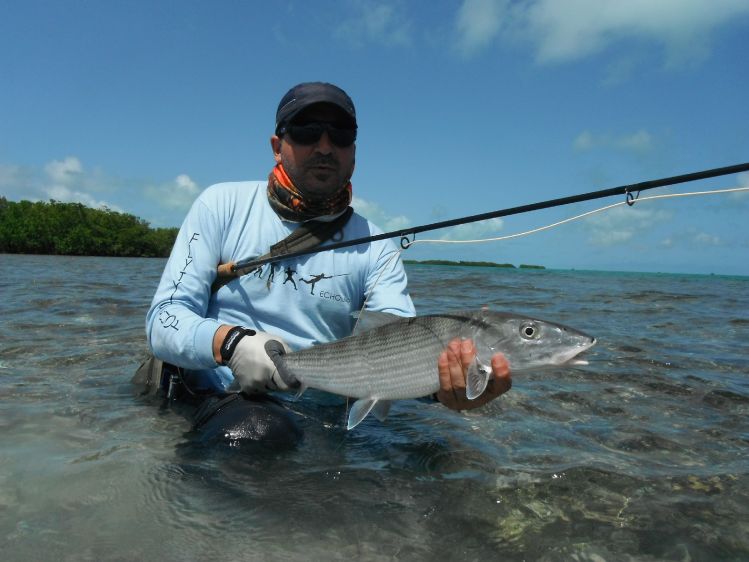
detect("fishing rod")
[225,161,749,274]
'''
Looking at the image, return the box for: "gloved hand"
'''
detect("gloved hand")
[220,327,293,393]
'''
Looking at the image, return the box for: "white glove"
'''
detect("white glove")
[222,327,292,393]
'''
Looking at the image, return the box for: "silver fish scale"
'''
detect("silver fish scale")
[284,315,471,400]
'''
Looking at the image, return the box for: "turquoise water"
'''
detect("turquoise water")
[1,254,748,561]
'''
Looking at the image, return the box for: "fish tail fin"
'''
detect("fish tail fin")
[466,361,490,400]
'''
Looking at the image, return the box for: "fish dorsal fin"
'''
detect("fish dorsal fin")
[465,361,491,400]
[347,397,379,429]
[351,310,404,336]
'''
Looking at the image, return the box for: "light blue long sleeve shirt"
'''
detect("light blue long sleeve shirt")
[146,181,415,391]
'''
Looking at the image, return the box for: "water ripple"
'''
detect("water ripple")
[1,256,748,560]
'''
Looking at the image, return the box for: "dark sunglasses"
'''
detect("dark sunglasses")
[279,122,357,147]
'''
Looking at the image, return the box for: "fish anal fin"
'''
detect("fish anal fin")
[372,400,391,422]
[347,397,379,430]
[466,362,490,400]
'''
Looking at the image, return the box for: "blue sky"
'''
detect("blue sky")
[1,0,748,275]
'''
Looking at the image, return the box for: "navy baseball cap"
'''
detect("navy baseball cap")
[275,82,357,133]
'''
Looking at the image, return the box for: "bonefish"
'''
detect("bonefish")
[267,309,596,429]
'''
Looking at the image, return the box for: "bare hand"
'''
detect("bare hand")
[436,338,511,411]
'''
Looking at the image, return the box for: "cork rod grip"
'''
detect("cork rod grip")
[210,262,237,294]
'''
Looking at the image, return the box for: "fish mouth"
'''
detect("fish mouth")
[558,337,597,366]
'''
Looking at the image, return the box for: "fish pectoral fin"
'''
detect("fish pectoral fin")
[372,400,391,422]
[292,383,308,401]
[466,362,490,400]
[347,397,379,430]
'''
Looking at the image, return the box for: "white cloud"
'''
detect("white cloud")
[45,184,124,212]
[602,54,639,86]
[145,174,201,211]
[0,156,200,219]
[595,228,636,245]
[36,156,125,210]
[352,196,411,231]
[693,231,722,246]
[354,211,504,245]
[454,0,749,66]
[0,164,20,184]
[376,200,504,241]
[618,130,653,152]
[437,217,505,241]
[729,172,749,201]
[456,0,505,55]
[573,129,653,153]
[44,156,83,185]
[572,131,594,151]
[0,163,28,191]
[337,1,411,47]
[584,205,671,246]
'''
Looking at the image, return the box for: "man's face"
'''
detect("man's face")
[271,103,356,198]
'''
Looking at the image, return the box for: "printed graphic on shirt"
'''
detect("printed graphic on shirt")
[250,262,353,305]
[158,232,200,331]
[300,273,350,295]
[282,266,297,289]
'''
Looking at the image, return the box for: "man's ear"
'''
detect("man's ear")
[270,135,282,163]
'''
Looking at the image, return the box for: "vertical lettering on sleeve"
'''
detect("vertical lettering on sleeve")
[161,232,200,330]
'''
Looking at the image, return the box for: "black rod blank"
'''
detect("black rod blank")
[232,161,749,272]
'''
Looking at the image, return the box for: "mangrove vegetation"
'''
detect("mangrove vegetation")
[0,197,178,257]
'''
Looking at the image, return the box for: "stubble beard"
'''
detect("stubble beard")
[284,155,354,200]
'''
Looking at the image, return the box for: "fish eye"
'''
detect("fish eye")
[520,322,539,340]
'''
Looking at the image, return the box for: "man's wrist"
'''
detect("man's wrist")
[212,325,232,364]
[219,326,257,365]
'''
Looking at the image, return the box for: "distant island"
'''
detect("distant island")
[0,197,178,257]
[403,259,545,269]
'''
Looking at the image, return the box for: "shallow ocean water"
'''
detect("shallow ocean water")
[1,254,748,561]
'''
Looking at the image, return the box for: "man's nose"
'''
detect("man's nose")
[313,131,334,154]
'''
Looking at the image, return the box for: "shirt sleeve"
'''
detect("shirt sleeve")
[145,196,224,369]
[362,238,416,317]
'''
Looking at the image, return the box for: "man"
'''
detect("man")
[145,82,511,442]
